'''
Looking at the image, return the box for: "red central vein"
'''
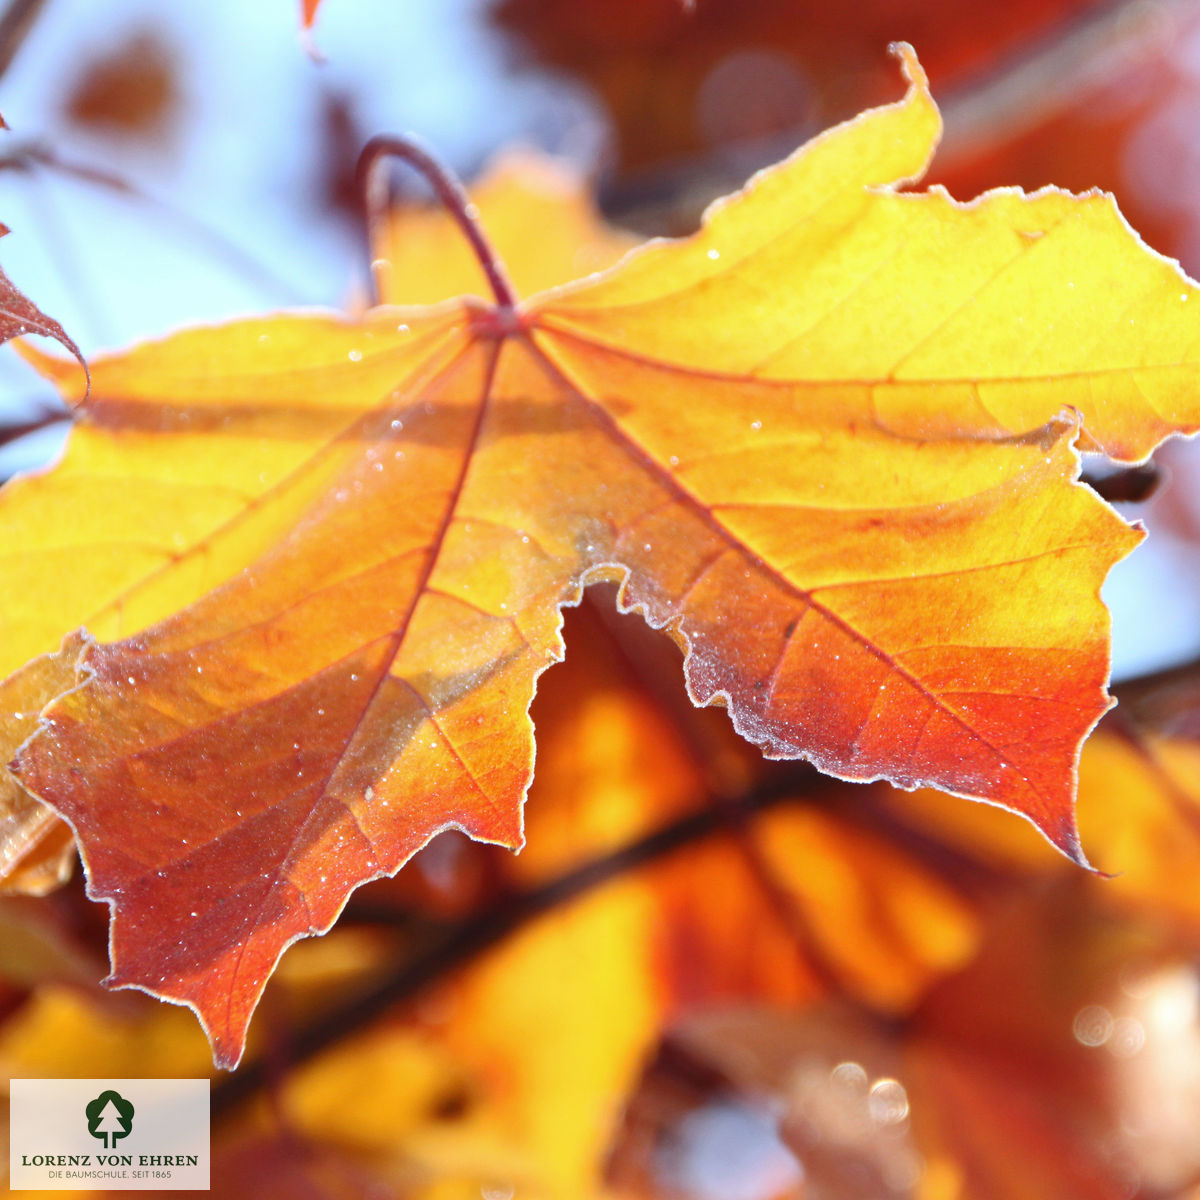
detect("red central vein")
[207,333,508,1039]
[285,333,508,816]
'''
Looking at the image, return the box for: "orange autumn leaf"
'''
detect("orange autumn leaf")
[6,44,1195,1069]
[0,149,634,903]
[0,147,629,683]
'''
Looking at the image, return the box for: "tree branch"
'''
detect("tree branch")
[212,771,817,1116]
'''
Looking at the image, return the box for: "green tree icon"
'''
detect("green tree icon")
[85,1090,134,1149]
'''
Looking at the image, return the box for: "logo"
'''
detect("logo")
[85,1090,135,1149]
[9,1078,209,1190]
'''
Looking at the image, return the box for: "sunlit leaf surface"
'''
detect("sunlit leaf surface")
[8,47,1197,1066]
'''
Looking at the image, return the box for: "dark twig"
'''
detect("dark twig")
[1,143,315,306]
[14,154,118,346]
[1115,655,1200,716]
[211,774,811,1116]
[0,0,48,83]
[0,402,68,449]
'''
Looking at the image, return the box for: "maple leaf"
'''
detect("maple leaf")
[6,44,1197,1068]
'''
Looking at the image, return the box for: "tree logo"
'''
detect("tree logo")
[85,1090,135,1149]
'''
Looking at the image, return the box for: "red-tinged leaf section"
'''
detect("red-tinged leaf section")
[11,46,1199,1066]
[524,334,1136,858]
[0,237,86,380]
[0,634,89,895]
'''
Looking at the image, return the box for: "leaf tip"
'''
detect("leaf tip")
[1050,818,1098,873]
[879,40,940,182]
[102,964,248,1070]
[888,41,928,94]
